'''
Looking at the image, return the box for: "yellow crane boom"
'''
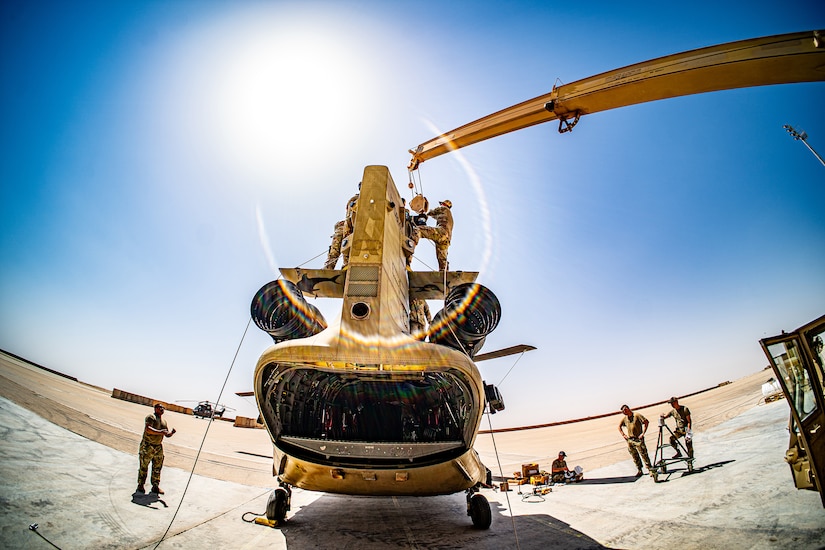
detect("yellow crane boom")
[408,30,825,170]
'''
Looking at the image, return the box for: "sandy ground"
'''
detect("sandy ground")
[0,350,769,484]
[2,350,824,549]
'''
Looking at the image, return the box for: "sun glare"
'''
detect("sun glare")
[162,9,383,185]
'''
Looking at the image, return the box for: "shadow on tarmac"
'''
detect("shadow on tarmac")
[275,492,607,549]
[654,459,736,483]
[131,492,168,509]
[689,460,735,474]
[577,475,640,485]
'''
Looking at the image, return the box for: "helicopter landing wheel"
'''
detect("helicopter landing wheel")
[266,487,290,523]
[468,493,492,529]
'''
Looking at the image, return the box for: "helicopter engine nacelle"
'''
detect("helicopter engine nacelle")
[251,280,327,343]
[429,283,501,358]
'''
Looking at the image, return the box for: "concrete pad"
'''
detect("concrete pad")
[2,353,825,549]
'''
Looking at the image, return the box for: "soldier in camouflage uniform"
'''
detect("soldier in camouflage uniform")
[402,198,420,268]
[409,298,431,339]
[662,397,693,458]
[325,190,360,269]
[415,199,453,271]
[618,404,657,481]
[137,403,175,495]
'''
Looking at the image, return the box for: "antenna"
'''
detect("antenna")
[783,124,825,167]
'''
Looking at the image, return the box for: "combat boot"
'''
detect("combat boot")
[151,485,165,495]
[136,484,145,494]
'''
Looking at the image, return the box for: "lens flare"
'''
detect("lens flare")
[420,119,495,279]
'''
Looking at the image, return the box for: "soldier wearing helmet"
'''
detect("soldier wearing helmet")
[415,199,453,271]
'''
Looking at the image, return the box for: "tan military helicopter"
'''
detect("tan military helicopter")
[248,29,825,526]
[250,166,530,528]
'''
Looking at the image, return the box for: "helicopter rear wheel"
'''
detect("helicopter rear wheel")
[266,487,289,522]
[468,493,491,529]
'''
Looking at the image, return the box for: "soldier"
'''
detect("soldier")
[661,397,693,458]
[324,220,347,269]
[416,199,453,271]
[409,298,431,339]
[618,404,657,481]
[401,198,420,268]
[551,451,583,483]
[324,187,360,269]
[137,403,176,495]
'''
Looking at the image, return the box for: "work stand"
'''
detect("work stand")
[653,418,695,480]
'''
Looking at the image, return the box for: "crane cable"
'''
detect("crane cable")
[151,317,253,549]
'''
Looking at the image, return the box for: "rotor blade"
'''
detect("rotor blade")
[474,344,536,362]
[408,30,825,169]
[235,391,254,397]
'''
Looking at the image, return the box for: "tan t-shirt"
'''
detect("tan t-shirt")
[142,413,168,445]
[620,412,647,438]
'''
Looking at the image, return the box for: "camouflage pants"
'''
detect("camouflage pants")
[626,437,653,471]
[138,441,164,487]
[325,221,349,269]
[416,226,450,271]
[670,428,694,457]
[405,222,420,267]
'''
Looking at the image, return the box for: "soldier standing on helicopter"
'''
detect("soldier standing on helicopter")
[325,185,360,269]
[415,199,453,271]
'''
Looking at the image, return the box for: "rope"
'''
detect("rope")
[151,317,253,549]
[497,351,527,388]
[298,249,329,269]
[486,410,521,549]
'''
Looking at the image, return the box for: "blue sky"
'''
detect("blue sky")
[1,1,823,428]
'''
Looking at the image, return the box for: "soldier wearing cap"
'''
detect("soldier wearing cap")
[136,403,176,495]
[415,199,453,271]
[618,404,657,481]
[325,186,360,269]
[661,397,693,458]
[551,451,583,483]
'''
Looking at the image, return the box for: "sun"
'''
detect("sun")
[168,9,384,184]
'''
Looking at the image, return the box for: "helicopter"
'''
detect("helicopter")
[248,29,825,527]
[250,166,532,528]
[177,400,234,419]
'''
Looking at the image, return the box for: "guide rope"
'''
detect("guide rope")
[151,317,253,549]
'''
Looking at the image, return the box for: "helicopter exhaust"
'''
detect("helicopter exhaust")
[251,280,327,343]
[429,283,501,358]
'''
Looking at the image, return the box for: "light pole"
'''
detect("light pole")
[783,124,825,167]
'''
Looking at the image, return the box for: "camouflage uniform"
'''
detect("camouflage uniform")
[409,298,431,339]
[324,220,347,269]
[664,404,693,457]
[404,208,420,267]
[325,194,359,269]
[620,412,654,473]
[416,203,453,271]
[551,458,568,483]
[138,413,167,488]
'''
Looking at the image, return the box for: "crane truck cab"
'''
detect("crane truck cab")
[760,314,825,507]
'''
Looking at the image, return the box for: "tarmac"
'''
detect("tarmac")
[1,352,825,549]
